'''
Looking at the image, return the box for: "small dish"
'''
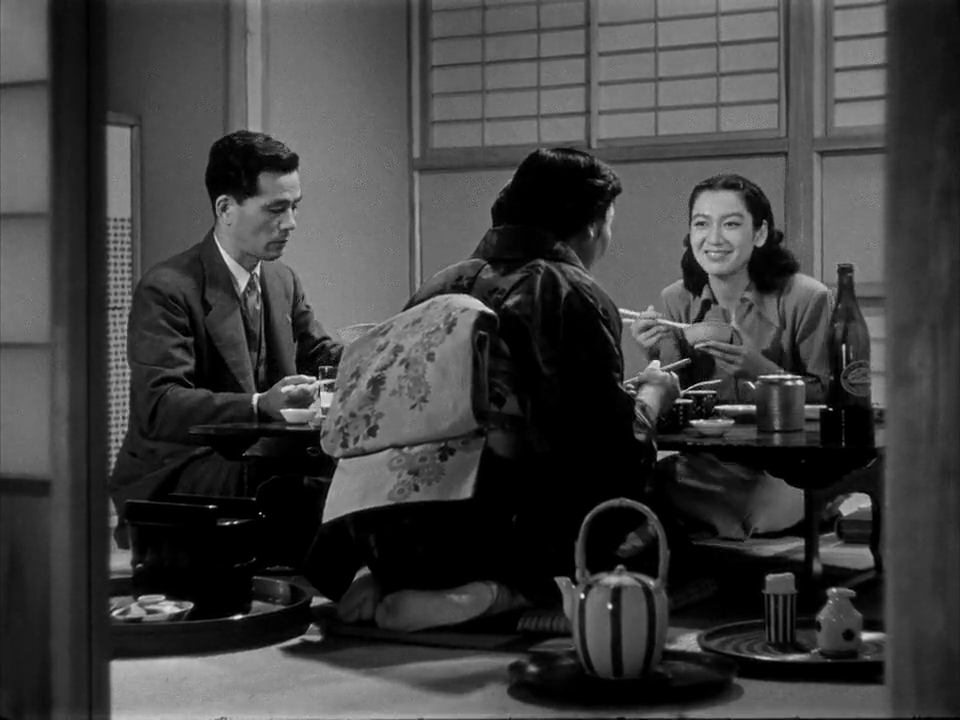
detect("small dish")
[688,418,736,437]
[111,596,194,624]
[715,404,826,424]
[280,408,317,424]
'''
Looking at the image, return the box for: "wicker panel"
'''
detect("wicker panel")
[107,216,133,479]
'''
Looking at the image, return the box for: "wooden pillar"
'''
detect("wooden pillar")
[50,0,111,715]
[885,0,960,716]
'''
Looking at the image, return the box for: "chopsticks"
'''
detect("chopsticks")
[618,308,690,330]
[623,358,691,390]
[681,378,723,393]
[654,318,690,330]
[660,358,691,373]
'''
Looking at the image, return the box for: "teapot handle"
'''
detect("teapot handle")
[574,498,670,590]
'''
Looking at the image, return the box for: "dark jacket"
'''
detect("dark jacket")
[306,226,658,603]
[109,231,342,515]
[406,227,656,564]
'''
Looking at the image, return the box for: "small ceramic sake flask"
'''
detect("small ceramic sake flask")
[816,587,863,658]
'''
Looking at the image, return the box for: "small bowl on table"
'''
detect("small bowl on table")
[688,417,736,438]
[684,389,719,419]
[683,321,741,347]
[280,407,318,425]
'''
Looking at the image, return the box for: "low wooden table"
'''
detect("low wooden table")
[191,421,323,459]
[190,421,334,489]
[657,421,884,594]
[189,421,335,567]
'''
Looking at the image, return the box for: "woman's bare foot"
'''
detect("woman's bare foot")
[374,581,530,633]
[336,570,382,624]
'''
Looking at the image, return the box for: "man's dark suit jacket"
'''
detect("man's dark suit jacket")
[109,231,342,523]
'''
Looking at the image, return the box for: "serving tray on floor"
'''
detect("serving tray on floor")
[697,618,884,681]
[110,576,312,658]
[508,647,737,705]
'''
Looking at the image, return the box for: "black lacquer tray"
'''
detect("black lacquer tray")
[697,617,884,681]
[508,647,737,705]
[110,575,312,658]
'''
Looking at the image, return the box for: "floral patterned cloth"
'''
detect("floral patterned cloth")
[320,294,521,522]
[322,435,487,522]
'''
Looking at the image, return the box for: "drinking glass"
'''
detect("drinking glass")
[317,366,338,415]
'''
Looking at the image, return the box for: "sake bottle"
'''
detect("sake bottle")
[816,587,863,658]
[826,263,875,446]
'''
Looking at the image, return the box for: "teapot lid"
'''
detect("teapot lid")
[592,565,644,587]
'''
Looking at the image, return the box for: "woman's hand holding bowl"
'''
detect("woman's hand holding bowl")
[694,339,780,380]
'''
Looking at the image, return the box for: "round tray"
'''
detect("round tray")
[697,618,884,681]
[110,575,312,658]
[507,647,737,705]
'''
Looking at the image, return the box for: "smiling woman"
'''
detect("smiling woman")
[627,173,834,541]
[629,174,830,405]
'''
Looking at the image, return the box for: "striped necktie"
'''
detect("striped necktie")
[240,272,261,353]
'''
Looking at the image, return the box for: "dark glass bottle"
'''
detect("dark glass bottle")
[825,263,875,446]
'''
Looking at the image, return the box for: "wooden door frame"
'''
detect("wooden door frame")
[49,0,110,715]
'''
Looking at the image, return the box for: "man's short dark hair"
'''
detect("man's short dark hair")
[204,130,299,215]
[491,147,622,239]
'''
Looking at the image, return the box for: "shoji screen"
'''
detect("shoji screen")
[828,0,887,132]
[0,0,54,715]
[428,0,590,148]
[595,0,784,142]
[423,0,787,153]
[1,1,108,715]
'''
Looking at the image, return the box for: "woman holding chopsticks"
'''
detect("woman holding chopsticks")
[627,173,833,540]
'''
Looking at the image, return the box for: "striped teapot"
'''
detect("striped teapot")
[555,498,670,680]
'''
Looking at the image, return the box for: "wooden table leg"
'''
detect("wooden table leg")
[803,489,825,590]
[796,453,884,596]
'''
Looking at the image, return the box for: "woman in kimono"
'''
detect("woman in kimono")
[309,148,682,631]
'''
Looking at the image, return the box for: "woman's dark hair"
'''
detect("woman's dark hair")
[490,147,622,240]
[680,173,799,295]
[205,130,300,216]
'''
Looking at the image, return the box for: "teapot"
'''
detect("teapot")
[554,498,670,680]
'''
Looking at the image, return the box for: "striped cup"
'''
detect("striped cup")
[763,572,798,647]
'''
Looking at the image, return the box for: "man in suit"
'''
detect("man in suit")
[110,130,343,548]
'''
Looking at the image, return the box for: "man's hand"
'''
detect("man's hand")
[694,340,780,380]
[258,374,318,420]
[633,359,682,419]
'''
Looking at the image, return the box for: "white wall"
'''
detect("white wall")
[106,0,229,273]
[264,0,411,333]
[104,0,412,334]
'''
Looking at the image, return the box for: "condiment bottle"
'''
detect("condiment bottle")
[816,587,863,658]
